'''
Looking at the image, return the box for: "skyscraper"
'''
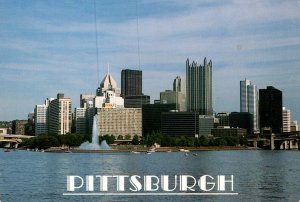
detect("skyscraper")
[96,73,121,96]
[121,69,150,108]
[259,86,282,133]
[282,107,291,133]
[240,79,259,133]
[34,98,53,135]
[186,58,212,115]
[48,93,72,135]
[121,69,142,96]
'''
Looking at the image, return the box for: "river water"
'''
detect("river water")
[0,149,299,201]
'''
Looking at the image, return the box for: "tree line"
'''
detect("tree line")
[21,131,246,149]
[141,131,247,147]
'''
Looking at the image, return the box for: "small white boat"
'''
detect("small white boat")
[179,149,190,152]
[65,150,72,153]
[131,151,140,154]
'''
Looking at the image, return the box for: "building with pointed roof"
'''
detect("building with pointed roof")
[186,57,213,115]
[96,74,121,97]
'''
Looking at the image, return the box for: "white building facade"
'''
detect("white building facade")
[282,107,291,132]
[34,98,53,135]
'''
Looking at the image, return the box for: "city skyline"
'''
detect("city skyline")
[1,1,300,121]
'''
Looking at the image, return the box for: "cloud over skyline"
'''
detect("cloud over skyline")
[1,0,300,121]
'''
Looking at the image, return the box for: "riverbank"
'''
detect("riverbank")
[43,145,258,153]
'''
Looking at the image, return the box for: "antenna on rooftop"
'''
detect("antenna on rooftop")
[93,0,100,86]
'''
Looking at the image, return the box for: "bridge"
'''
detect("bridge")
[0,134,34,148]
[248,134,299,150]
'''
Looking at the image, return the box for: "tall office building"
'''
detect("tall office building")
[75,107,87,135]
[186,58,213,115]
[282,107,291,133]
[173,76,186,111]
[48,93,72,135]
[34,98,53,135]
[216,112,230,127]
[121,69,142,96]
[240,79,259,133]
[259,86,282,133]
[80,94,95,108]
[121,69,150,108]
[96,73,121,96]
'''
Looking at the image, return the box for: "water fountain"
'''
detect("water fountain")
[79,115,111,150]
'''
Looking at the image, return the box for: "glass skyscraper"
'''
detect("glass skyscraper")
[186,58,213,115]
[259,86,283,133]
[240,79,259,133]
[121,69,142,97]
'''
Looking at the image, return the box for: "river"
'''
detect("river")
[0,149,299,201]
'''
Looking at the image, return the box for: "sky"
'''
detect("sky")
[0,0,300,122]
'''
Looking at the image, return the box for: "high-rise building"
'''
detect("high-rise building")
[96,108,142,138]
[12,120,27,135]
[161,112,199,137]
[75,107,87,134]
[240,79,259,133]
[186,58,212,115]
[282,107,291,133]
[142,103,176,135]
[121,69,142,96]
[259,86,282,133]
[80,94,95,108]
[229,112,254,135]
[48,93,72,135]
[173,76,186,111]
[173,76,186,95]
[96,73,121,96]
[94,73,124,109]
[34,98,53,135]
[121,69,150,108]
[216,112,230,127]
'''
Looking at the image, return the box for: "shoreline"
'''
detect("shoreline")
[42,146,259,153]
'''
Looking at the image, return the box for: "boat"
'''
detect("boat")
[4,149,11,152]
[179,149,190,152]
[65,150,72,153]
[131,151,140,154]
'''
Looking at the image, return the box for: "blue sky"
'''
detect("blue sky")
[1,0,300,122]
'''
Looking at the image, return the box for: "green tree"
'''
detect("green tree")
[132,135,139,145]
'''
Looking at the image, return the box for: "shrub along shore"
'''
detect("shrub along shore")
[21,132,249,151]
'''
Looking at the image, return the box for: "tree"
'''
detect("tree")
[132,135,139,145]
[125,134,131,140]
